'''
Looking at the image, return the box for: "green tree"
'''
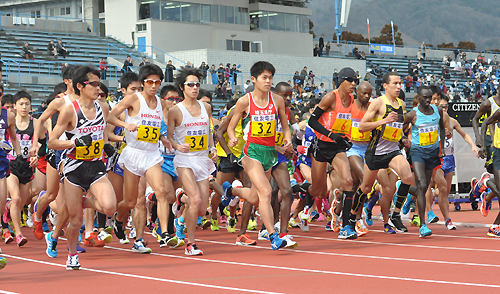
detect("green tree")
[371,24,404,45]
[457,41,476,50]
[437,42,455,49]
[333,31,368,43]
[309,19,315,38]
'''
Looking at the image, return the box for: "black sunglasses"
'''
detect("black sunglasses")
[342,77,358,83]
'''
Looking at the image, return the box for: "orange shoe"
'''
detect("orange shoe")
[3,231,14,244]
[32,218,44,240]
[83,232,106,247]
[235,233,257,246]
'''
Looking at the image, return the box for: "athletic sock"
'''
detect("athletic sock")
[168,204,175,235]
[150,203,158,226]
[348,212,356,228]
[392,211,400,218]
[368,192,378,210]
[97,213,107,229]
[315,198,323,214]
[395,183,411,210]
[1,218,8,229]
[342,191,354,228]
[261,224,266,231]
[351,188,366,213]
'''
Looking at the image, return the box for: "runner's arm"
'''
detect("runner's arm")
[472,100,491,147]
[438,106,446,156]
[480,109,500,158]
[108,94,137,132]
[227,96,248,146]
[307,92,338,139]
[7,111,21,156]
[47,105,75,150]
[29,98,63,157]
[215,109,234,155]
[359,98,396,133]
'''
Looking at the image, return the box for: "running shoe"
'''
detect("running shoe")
[221,181,234,207]
[16,234,27,247]
[152,219,161,240]
[48,209,58,227]
[21,207,27,227]
[445,219,457,230]
[316,213,326,222]
[159,233,179,248]
[196,216,202,228]
[384,224,396,234]
[2,200,11,224]
[364,206,373,226]
[223,207,231,218]
[288,218,300,228]
[477,172,490,194]
[201,217,211,230]
[355,219,369,236]
[32,218,44,240]
[3,231,13,244]
[235,233,257,246]
[0,257,6,270]
[411,215,421,227]
[45,231,58,258]
[128,227,137,240]
[247,215,257,230]
[338,225,357,239]
[309,210,319,222]
[298,211,309,232]
[172,188,185,217]
[76,244,86,253]
[258,229,270,241]
[402,195,415,215]
[174,218,186,240]
[112,212,126,240]
[66,254,80,270]
[97,230,113,243]
[281,233,298,248]
[119,236,130,244]
[26,210,33,228]
[210,218,219,231]
[270,233,287,250]
[42,221,50,232]
[427,211,439,224]
[419,224,433,237]
[487,225,500,237]
[329,208,340,232]
[469,177,479,199]
[227,217,236,233]
[169,238,185,248]
[132,238,152,254]
[389,213,408,232]
[185,242,203,255]
[219,214,227,224]
[480,192,492,217]
[300,207,311,221]
[274,221,281,234]
[84,232,105,247]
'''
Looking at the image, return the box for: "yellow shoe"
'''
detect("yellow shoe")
[202,217,212,230]
[227,217,236,233]
[211,218,219,231]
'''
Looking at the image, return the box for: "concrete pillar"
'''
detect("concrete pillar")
[82,0,99,32]
[41,4,47,16]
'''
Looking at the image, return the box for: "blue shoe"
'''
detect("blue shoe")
[80,223,85,234]
[78,232,82,243]
[364,206,373,226]
[338,225,357,239]
[76,244,86,253]
[42,221,50,232]
[197,216,202,227]
[270,233,287,250]
[325,222,332,231]
[419,224,432,237]
[221,181,234,207]
[45,231,58,258]
[175,218,186,240]
[402,195,415,215]
[427,211,439,224]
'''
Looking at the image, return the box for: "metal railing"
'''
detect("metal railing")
[0,11,100,35]
[122,44,186,66]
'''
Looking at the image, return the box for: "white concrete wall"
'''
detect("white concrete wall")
[104,0,137,44]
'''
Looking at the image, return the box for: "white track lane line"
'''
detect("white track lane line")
[0,290,20,294]
[1,254,284,294]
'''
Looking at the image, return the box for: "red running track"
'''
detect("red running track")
[1,204,499,294]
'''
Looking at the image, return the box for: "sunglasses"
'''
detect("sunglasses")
[184,82,201,88]
[0,93,3,97]
[342,77,358,83]
[99,93,106,98]
[440,104,449,108]
[166,96,181,102]
[144,79,162,86]
[84,81,100,87]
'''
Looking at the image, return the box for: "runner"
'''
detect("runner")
[108,64,172,252]
[48,65,117,269]
[167,66,217,255]
[402,85,445,237]
[222,61,292,250]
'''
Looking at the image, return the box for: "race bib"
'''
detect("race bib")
[275,119,284,146]
[251,116,275,138]
[19,140,32,159]
[351,121,370,142]
[186,134,208,151]
[382,122,403,142]
[418,125,438,146]
[331,113,351,134]
[76,139,103,160]
[137,125,160,143]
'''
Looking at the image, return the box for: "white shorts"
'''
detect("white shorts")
[118,146,163,177]
[174,154,216,182]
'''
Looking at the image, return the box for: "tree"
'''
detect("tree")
[437,42,455,49]
[371,24,403,45]
[333,31,368,43]
[457,41,476,50]
[309,19,315,38]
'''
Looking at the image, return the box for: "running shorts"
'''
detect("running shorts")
[240,142,277,172]
[174,154,216,182]
[118,146,163,177]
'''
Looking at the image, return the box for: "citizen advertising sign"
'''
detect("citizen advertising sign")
[447,103,485,127]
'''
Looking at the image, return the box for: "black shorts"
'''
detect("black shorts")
[9,159,34,185]
[217,156,243,174]
[485,134,494,173]
[492,146,500,172]
[365,150,402,171]
[310,137,351,164]
[47,149,57,169]
[65,160,106,192]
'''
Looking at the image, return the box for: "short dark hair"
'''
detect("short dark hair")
[1,94,14,106]
[174,66,203,98]
[160,84,178,98]
[100,83,109,97]
[275,82,291,92]
[53,82,67,95]
[429,84,443,98]
[72,66,101,95]
[250,61,275,79]
[120,72,140,91]
[226,98,238,110]
[382,71,400,84]
[14,91,31,103]
[62,64,78,81]
[417,85,431,96]
[197,89,212,101]
[138,64,164,83]
[441,95,450,102]
[46,92,57,106]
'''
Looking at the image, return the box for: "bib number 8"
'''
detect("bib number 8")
[137,125,160,143]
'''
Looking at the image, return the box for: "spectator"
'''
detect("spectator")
[199,62,209,84]
[139,57,149,67]
[122,55,133,73]
[408,60,414,75]
[47,40,57,57]
[477,54,486,65]
[405,75,413,93]
[309,70,315,84]
[217,63,225,84]
[209,64,217,84]
[417,49,424,61]
[442,66,450,79]
[420,41,426,58]
[313,44,320,57]
[300,67,308,86]
[318,83,325,93]
[454,47,460,60]
[164,60,175,82]
[99,58,108,80]
[230,64,240,85]
[0,54,3,83]
[319,34,324,56]
[491,55,499,66]
[353,45,361,59]
[325,41,331,56]
[243,80,251,93]
[364,72,370,82]
[186,61,193,67]
[443,54,449,65]
[56,40,69,58]
[21,42,34,60]
[108,94,118,109]
[388,65,394,72]
[37,101,47,114]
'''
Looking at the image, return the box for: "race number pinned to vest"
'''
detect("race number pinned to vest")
[251,115,275,137]
[382,122,403,142]
[418,125,438,146]
[76,139,103,160]
[331,113,351,134]
[351,120,370,142]
[137,123,160,144]
[186,130,208,151]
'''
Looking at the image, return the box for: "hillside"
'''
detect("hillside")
[308,0,500,51]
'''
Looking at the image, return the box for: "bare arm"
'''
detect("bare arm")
[47,105,75,150]
[480,109,500,158]
[228,95,248,147]
[359,98,397,133]
[473,100,491,147]
[166,106,189,153]
[108,94,138,132]
[29,98,64,156]
[215,109,234,155]
[7,112,21,156]
[438,106,446,156]
[205,102,217,161]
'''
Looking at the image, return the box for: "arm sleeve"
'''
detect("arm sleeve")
[308,107,331,138]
